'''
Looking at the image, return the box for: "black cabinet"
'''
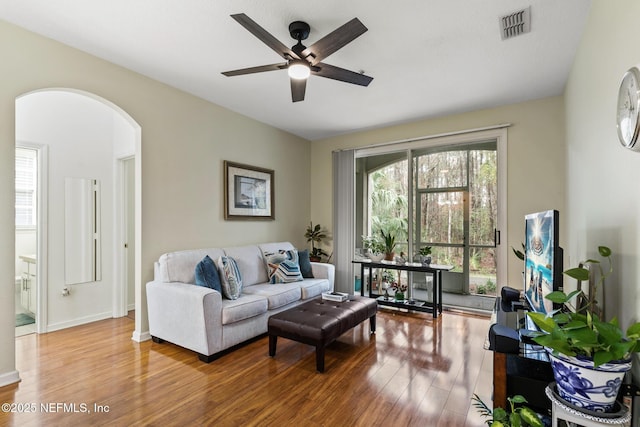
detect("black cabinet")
[488,297,553,413]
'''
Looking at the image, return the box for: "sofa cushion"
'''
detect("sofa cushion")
[297,249,314,278]
[242,283,301,309]
[221,294,268,325]
[264,250,303,283]
[157,248,226,283]
[217,256,243,300]
[298,278,331,300]
[223,245,268,286]
[194,255,222,292]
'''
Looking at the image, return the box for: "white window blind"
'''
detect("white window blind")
[15,148,37,227]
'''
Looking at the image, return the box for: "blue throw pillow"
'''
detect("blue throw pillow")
[194,255,222,293]
[298,249,314,278]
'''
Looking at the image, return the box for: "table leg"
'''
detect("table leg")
[432,271,438,319]
[438,271,443,317]
[316,345,325,372]
[269,335,277,356]
[360,264,365,296]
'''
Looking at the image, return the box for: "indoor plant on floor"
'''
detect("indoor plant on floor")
[304,222,329,262]
[527,246,640,413]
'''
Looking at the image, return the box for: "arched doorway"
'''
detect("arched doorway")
[15,89,141,337]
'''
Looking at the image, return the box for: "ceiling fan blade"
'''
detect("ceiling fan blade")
[302,18,368,65]
[313,62,373,86]
[290,78,307,102]
[231,13,299,60]
[222,62,287,77]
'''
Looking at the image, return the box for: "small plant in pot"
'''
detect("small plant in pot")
[379,229,396,261]
[305,222,329,262]
[527,246,640,413]
[417,245,432,265]
[362,235,385,262]
[389,280,408,301]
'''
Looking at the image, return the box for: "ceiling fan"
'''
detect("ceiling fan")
[222,13,373,102]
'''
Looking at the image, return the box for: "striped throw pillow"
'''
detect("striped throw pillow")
[264,250,303,284]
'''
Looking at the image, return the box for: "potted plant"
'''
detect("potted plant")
[304,222,329,262]
[527,246,640,412]
[362,235,385,262]
[417,245,432,265]
[472,394,543,427]
[390,282,408,301]
[380,229,396,261]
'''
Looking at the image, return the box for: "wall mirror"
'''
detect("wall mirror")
[65,177,101,284]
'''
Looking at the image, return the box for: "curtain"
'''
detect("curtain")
[332,149,355,293]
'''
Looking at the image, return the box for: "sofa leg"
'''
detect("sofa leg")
[151,336,164,344]
[197,353,218,363]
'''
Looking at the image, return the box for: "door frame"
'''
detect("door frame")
[15,141,49,333]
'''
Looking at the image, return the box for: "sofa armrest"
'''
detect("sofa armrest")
[146,281,223,356]
[310,262,335,291]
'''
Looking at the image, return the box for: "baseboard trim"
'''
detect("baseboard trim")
[46,312,112,332]
[0,370,21,388]
[132,330,151,342]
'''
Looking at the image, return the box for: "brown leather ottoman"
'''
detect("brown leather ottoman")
[268,295,377,372]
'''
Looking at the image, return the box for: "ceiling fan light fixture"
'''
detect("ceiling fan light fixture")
[288,61,310,80]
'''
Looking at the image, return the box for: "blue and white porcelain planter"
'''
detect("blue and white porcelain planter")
[548,351,631,413]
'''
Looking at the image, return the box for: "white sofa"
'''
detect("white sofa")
[146,242,335,362]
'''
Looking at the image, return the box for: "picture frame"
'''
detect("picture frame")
[224,161,274,220]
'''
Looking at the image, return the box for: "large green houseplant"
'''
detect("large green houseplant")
[527,246,640,367]
[527,245,640,412]
[304,222,329,262]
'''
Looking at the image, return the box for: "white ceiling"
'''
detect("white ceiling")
[0,0,591,141]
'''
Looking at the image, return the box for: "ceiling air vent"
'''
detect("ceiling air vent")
[500,6,531,40]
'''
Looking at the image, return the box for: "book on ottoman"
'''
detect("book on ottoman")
[322,291,349,302]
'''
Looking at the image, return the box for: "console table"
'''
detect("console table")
[352,260,453,318]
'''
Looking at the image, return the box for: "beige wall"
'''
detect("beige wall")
[310,96,567,292]
[0,20,310,385]
[565,0,640,380]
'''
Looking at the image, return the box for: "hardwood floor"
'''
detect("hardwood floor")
[0,308,493,426]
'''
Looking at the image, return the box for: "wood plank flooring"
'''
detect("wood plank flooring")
[0,308,493,426]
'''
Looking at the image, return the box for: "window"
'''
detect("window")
[15,148,37,228]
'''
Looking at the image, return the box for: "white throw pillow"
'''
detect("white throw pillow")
[216,256,243,299]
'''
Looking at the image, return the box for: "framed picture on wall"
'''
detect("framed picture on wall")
[224,161,274,220]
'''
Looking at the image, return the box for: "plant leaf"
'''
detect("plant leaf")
[492,407,507,422]
[564,267,589,281]
[598,246,612,257]
[593,350,614,368]
[519,407,543,427]
[509,395,528,404]
[527,312,556,334]
[545,291,571,303]
[510,412,522,427]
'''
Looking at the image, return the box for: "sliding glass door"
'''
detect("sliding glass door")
[413,142,497,296]
[355,137,500,311]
